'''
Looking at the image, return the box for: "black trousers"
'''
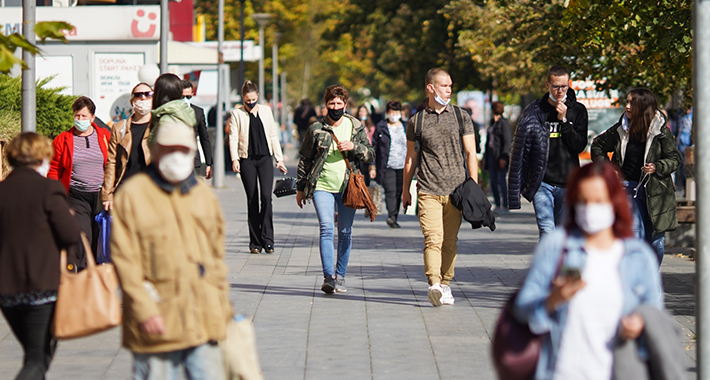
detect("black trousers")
[383,168,404,221]
[68,188,100,269]
[1,303,57,380]
[240,155,275,249]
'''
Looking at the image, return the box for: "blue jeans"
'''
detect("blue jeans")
[132,342,224,380]
[487,155,508,208]
[532,182,566,239]
[313,191,356,278]
[625,180,665,265]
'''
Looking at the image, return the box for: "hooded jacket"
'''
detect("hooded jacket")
[297,114,374,200]
[508,89,588,209]
[151,100,197,137]
[591,111,680,234]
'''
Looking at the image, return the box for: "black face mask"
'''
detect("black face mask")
[245,101,258,109]
[327,107,345,122]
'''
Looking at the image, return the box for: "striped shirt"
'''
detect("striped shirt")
[70,131,105,192]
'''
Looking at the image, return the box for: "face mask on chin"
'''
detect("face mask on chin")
[158,150,195,183]
[575,202,615,234]
[549,93,568,104]
[432,87,450,106]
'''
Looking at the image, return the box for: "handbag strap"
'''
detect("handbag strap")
[328,130,355,173]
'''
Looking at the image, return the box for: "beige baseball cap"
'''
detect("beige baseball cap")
[152,122,197,151]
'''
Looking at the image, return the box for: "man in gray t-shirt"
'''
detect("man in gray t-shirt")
[402,68,478,307]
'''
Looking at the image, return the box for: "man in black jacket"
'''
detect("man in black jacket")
[508,66,588,238]
[182,80,214,179]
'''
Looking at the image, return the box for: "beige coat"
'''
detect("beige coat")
[228,104,283,162]
[101,117,152,202]
[111,173,232,353]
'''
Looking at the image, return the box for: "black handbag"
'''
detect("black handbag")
[273,176,297,197]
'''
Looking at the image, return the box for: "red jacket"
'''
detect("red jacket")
[48,124,110,192]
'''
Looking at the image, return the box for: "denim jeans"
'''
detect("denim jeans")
[624,180,665,265]
[487,155,508,209]
[132,342,224,380]
[313,191,356,278]
[532,181,566,239]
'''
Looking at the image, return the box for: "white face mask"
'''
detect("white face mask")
[35,159,50,177]
[432,87,450,106]
[183,97,192,106]
[74,119,91,132]
[575,203,615,234]
[388,114,401,123]
[549,93,568,104]
[133,100,152,116]
[158,150,195,183]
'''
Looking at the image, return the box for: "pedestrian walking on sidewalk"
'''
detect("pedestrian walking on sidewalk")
[182,80,214,180]
[228,80,287,254]
[508,66,589,238]
[483,101,512,212]
[0,133,82,380]
[591,88,680,265]
[513,161,664,379]
[402,68,478,306]
[370,100,407,228]
[296,85,374,294]
[102,82,154,211]
[48,96,111,270]
[111,122,232,380]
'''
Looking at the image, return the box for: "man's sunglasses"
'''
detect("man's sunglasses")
[183,95,193,100]
[132,91,154,99]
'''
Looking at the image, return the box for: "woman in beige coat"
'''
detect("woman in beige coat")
[229,81,287,254]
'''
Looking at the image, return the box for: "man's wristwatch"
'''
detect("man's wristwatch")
[562,117,568,123]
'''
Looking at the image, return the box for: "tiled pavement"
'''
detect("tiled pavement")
[0,166,697,379]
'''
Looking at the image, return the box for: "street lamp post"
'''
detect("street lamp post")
[213,0,226,187]
[159,0,169,73]
[272,33,281,124]
[252,13,271,104]
[238,0,245,92]
[21,0,36,132]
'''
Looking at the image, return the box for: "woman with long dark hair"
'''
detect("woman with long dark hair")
[228,80,287,254]
[514,161,664,379]
[591,88,680,264]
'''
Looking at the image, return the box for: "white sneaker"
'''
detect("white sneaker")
[441,284,455,305]
[428,283,443,306]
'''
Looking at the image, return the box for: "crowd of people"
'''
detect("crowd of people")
[0,64,688,379]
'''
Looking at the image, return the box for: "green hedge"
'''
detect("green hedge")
[0,74,76,141]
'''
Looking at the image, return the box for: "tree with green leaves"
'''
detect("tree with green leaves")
[0,21,74,74]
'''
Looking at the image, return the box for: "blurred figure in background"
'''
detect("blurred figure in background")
[484,101,512,212]
[181,80,213,180]
[1,133,81,380]
[591,88,680,265]
[294,98,316,145]
[370,100,407,228]
[49,96,110,269]
[102,83,153,211]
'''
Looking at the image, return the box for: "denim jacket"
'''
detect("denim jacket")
[296,114,374,199]
[513,229,663,380]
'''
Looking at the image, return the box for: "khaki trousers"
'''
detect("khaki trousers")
[417,192,462,286]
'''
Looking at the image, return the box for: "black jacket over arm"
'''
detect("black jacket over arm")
[191,104,213,167]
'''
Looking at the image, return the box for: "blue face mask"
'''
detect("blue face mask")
[433,88,450,106]
[549,93,567,103]
[183,97,192,106]
[74,119,91,132]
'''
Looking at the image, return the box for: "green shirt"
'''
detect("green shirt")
[315,118,353,193]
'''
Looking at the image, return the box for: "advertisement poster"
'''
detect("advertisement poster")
[571,80,624,160]
[93,53,145,124]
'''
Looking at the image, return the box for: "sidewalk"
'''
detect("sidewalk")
[0,167,697,379]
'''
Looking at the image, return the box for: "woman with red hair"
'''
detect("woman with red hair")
[513,161,663,379]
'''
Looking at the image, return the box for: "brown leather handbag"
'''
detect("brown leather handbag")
[329,131,377,221]
[53,234,122,339]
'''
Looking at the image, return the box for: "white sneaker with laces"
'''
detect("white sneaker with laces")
[441,284,455,305]
[428,283,444,306]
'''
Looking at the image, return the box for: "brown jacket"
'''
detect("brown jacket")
[111,171,231,353]
[0,168,81,294]
[101,117,152,203]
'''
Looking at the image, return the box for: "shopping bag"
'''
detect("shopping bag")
[95,210,112,264]
[221,315,264,380]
